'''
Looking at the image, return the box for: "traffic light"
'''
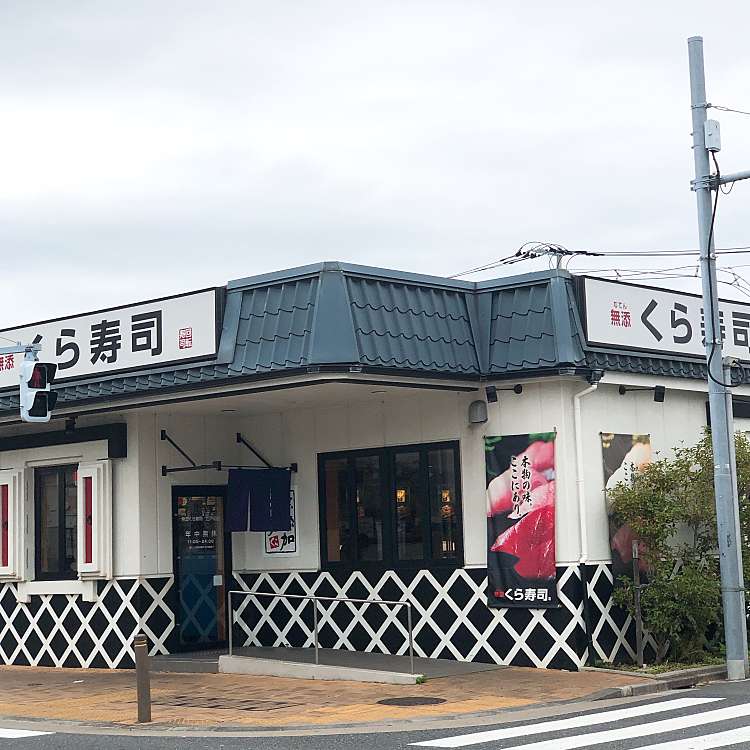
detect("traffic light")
[19,360,58,423]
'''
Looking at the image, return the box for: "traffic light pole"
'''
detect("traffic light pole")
[688,36,750,681]
[0,342,41,359]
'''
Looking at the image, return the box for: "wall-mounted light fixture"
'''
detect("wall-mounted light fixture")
[485,384,523,403]
[618,384,666,403]
[469,400,488,424]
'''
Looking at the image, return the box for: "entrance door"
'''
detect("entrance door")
[172,486,231,650]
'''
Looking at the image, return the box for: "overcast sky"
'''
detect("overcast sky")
[1,1,749,326]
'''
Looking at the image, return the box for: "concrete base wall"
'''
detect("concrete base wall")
[218,654,420,684]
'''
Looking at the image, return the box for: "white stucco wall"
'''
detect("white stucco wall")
[135,411,241,576]
[222,378,719,574]
[227,382,575,572]
[577,382,710,563]
[0,373,727,583]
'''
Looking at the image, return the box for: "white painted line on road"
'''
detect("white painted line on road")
[0,727,52,738]
[411,697,722,747]
[635,724,750,749]
[464,702,750,750]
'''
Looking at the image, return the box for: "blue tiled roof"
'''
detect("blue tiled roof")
[231,276,318,373]
[488,282,564,372]
[0,262,737,416]
[585,349,710,380]
[346,276,479,374]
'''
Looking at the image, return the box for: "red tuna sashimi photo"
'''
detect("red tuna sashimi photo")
[490,503,556,579]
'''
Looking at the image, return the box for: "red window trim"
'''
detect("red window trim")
[84,476,93,565]
[1,484,8,568]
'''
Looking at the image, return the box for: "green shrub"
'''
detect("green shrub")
[608,430,750,663]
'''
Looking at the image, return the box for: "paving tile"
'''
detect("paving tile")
[0,664,651,728]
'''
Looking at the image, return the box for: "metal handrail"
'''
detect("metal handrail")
[228,589,415,675]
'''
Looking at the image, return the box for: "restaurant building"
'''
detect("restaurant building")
[0,261,748,671]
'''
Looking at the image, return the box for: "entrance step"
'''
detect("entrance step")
[217,646,506,684]
[218,654,422,684]
[150,651,224,674]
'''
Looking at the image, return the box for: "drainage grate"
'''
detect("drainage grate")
[377,696,446,706]
[153,696,299,711]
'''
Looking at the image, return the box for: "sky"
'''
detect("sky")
[1,1,750,327]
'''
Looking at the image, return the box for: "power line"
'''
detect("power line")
[711,104,750,117]
[451,245,750,279]
[703,151,736,387]
[449,241,594,278]
[585,246,750,257]
[447,254,519,278]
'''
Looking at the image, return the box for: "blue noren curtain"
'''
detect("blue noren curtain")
[226,468,291,532]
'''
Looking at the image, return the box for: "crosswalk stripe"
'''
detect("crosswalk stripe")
[411,697,721,747]
[473,702,750,750]
[635,724,750,749]
[0,728,52,738]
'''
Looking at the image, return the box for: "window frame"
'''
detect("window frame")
[318,440,463,571]
[34,464,79,581]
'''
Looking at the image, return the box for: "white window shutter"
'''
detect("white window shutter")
[76,460,113,580]
[0,469,25,581]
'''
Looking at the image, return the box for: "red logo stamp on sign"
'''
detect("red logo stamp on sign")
[179,327,193,350]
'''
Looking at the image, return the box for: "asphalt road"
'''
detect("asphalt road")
[2,681,750,750]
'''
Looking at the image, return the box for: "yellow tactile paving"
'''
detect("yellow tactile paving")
[0,664,651,728]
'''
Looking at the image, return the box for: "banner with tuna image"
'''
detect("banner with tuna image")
[485,433,557,608]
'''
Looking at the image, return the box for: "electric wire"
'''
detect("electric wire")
[704,152,741,387]
[711,104,750,117]
[451,246,750,278]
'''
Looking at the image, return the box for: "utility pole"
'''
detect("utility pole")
[688,36,749,681]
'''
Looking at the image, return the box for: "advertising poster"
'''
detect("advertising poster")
[600,433,652,580]
[485,433,557,608]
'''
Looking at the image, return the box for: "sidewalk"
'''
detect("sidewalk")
[0,664,654,730]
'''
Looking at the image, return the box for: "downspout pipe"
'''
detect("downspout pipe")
[574,378,599,666]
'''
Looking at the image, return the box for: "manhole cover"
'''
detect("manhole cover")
[377,696,446,706]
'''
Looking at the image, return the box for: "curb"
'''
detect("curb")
[584,665,727,700]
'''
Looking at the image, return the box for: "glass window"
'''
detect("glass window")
[35,465,78,580]
[320,442,461,567]
[428,448,459,560]
[354,455,384,562]
[323,458,350,562]
[38,471,60,575]
[394,451,424,560]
